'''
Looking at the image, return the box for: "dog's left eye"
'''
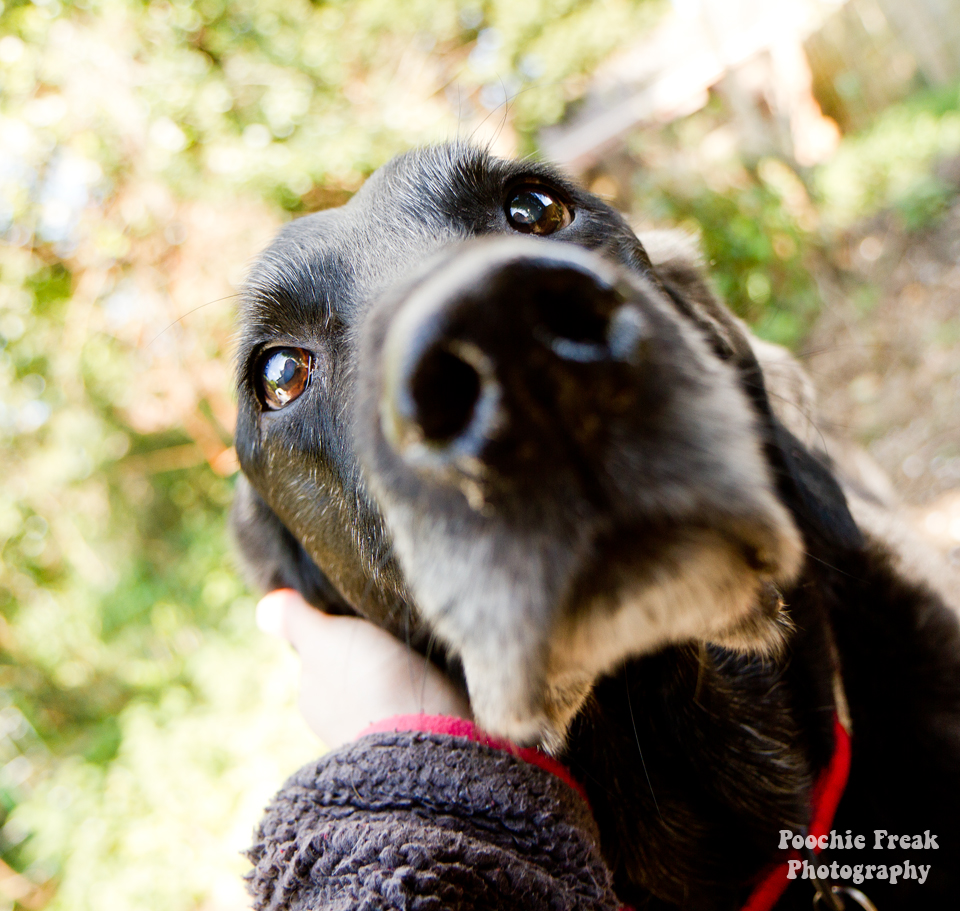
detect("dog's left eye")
[505,186,572,235]
[258,347,312,410]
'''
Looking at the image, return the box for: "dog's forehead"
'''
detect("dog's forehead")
[240,146,574,335]
[355,144,566,215]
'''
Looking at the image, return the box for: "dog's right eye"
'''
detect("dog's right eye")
[505,185,572,236]
[258,347,312,410]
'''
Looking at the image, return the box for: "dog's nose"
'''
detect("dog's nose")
[378,238,649,475]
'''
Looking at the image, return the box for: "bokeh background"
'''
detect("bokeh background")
[2,0,960,908]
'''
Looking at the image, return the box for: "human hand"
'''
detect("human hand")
[256,588,472,749]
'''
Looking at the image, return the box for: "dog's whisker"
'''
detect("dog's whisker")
[694,642,708,705]
[754,385,834,457]
[625,669,664,824]
[419,628,440,714]
[401,596,423,707]
[798,549,865,581]
[794,340,889,360]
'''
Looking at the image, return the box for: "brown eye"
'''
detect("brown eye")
[259,347,312,410]
[505,186,572,235]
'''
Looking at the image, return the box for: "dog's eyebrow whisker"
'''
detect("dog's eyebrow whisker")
[148,294,239,347]
[454,83,464,138]
[493,74,511,148]
[468,107,501,149]
[467,73,519,150]
[624,670,664,823]
[467,77,558,152]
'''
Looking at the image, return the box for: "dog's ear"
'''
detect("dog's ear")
[231,476,356,614]
[727,338,863,557]
[766,417,864,557]
[638,229,756,364]
[641,230,863,558]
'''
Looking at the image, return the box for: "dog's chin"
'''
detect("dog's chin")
[442,527,802,753]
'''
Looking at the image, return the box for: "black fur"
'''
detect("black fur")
[232,144,960,909]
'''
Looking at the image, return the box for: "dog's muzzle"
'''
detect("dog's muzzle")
[355,236,802,749]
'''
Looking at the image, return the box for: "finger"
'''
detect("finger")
[256,588,300,640]
[256,588,345,658]
[256,588,472,741]
[256,588,393,666]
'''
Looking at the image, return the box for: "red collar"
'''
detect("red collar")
[740,713,852,911]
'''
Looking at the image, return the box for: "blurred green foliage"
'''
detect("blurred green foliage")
[628,80,960,348]
[817,81,960,230]
[628,101,825,348]
[1,0,959,906]
[637,165,821,347]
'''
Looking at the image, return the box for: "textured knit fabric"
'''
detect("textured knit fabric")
[246,730,621,911]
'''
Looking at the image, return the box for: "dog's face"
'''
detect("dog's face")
[234,144,804,750]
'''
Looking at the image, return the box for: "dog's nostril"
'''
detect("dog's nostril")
[540,291,608,347]
[532,272,622,363]
[409,345,483,444]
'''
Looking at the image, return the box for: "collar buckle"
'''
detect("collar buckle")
[812,885,878,911]
[804,842,878,911]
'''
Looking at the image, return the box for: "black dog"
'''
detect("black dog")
[232,144,960,909]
